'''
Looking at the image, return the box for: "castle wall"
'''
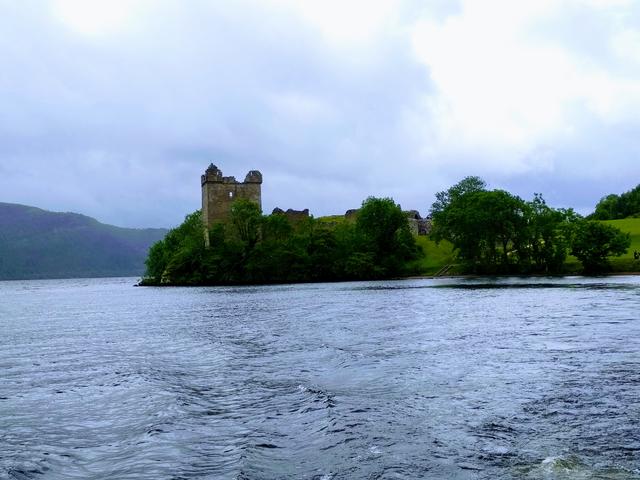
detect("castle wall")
[200,164,432,238]
[201,165,262,228]
[272,207,309,224]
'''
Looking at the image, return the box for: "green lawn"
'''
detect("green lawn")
[410,218,640,276]
[410,236,455,275]
[603,218,640,258]
[316,215,350,225]
[315,217,640,276]
[603,218,640,272]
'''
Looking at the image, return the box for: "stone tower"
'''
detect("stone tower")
[201,164,262,228]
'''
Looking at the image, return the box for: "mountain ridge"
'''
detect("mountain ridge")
[0,202,168,280]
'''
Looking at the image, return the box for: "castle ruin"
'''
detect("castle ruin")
[200,164,430,236]
[201,164,262,228]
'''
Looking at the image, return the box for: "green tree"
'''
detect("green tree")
[144,239,167,281]
[570,220,630,273]
[201,223,245,284]
[618,185,640,217]
[430,176,486,246]
[152,210,206,284]
[306,227,341,281]
[344,252,380,279]
[524,194,575,273]
[230,198,262,248]
[480,190,528,270]
[356,197,419,275]
[261,213,293,243]
[591,194,621,220]
[143,196,424,285]
[590,184,640,219]
[430,176,486,218]
[431,184,529,272]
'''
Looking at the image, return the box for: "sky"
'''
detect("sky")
[1,0,640,228]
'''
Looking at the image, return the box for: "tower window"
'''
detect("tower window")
[229,191,234,198]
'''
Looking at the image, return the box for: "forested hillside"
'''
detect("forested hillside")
[0,203,167,280]
[590,184,640,219]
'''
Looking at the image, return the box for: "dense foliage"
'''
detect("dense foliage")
[0,202,167,280]
[430,177,629,274]
[143,179,635,284]
[590,184,640,220]
[571,221,631,273]
[143,197,420,285]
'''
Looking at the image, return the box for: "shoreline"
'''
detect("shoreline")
[138,270,640,287]
[407,271,640,280]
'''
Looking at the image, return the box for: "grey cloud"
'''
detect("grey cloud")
[0,1,638,227]
[1,1,438,226]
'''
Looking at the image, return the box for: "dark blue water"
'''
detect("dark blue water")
[1,276,639,479]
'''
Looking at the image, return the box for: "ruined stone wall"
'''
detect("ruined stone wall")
[272,207,310,224]
[201,165,262,228]
[200,164,432,238]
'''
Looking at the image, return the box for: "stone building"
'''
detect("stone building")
[200,163,432,237]
[343,208,431,235]
[201,164,262,228]
[405,210,432,236]
[271,207,310,224]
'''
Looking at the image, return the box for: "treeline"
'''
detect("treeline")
[144,177,633,285]
[590,184,640,220]
[430,177,630,274]
[142,197,420,285]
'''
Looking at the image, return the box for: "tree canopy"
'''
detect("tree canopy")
[143,179,635,285]
[143,197,421,286]
[570,220,631,273]
[430,177,629,274]
[591,184,640,220]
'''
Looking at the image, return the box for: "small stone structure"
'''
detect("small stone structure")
[345,209,359,220]
[405,210,432,236]
[200,164,430,236]
[272,207,310,224]
[201,164,262,228]
[344,208,431,235]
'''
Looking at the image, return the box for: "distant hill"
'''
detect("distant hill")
[590,184,640,220]
[0,202,168,280]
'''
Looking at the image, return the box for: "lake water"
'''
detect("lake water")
[1,276,639,479]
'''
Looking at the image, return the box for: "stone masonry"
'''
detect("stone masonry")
[201,164,262,228]
[200,164,430,236]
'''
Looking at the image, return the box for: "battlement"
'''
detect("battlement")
[244,170,263,184]
[201,164,262,228]
[201,164,264,187]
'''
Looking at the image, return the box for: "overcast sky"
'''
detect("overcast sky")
[1,0,640,228]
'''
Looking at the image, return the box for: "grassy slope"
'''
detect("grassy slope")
[412,218,640,276]
[316,215,348,224]
[0,202,168,280]
[316,214,455,275]
[410,236,455,275]
[603,218,640,272]
[312,215,640,276]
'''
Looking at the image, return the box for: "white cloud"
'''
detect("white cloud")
[410,0,640,173]
[272,0,400,46]
[50,0,147,36]
[267,92,336,124]
[611,28,640,64]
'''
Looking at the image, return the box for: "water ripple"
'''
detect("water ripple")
[1,276,639,479]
